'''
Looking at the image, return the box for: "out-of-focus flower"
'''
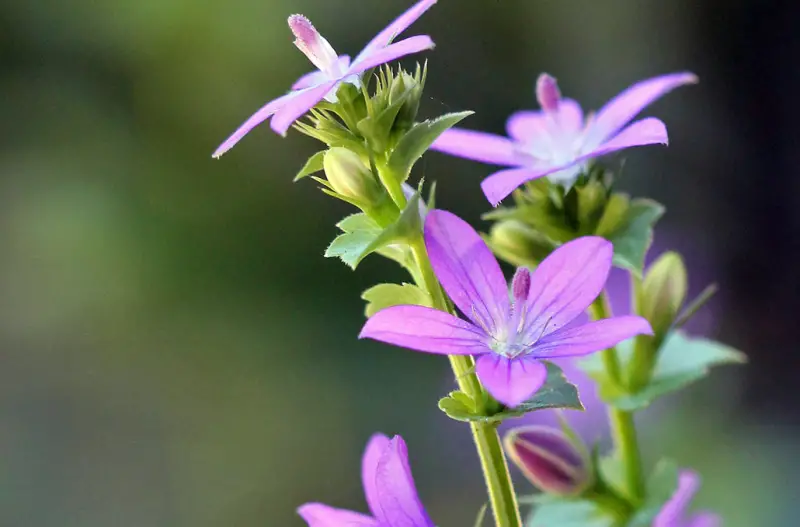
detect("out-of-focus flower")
[654,470,720,527]
[430,72,697,205]
[360,209,652,408]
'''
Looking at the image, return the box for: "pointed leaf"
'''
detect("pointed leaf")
[362,283,432,317]
[293,151,327,181]
[525,497,615,527]
[473,504,488,527]
[603,198,665,276]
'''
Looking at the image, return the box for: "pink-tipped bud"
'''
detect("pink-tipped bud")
[536,73,561,113]
[504,426,592,496]
[288,14,340,75]
[511,267,532,302]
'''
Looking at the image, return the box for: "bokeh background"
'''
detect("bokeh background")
[1,0,798,525]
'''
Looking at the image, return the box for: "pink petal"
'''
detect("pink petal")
[355,0,438,62]
[430,128,530,167]
[297,503,378,527]
[505,99,584,142]
[359,305,489,356]
[687,512,722,527]
[475,355,547,408]
[292,56,350,90]
[424,210,510,331]
[523,236,613,338]
[349,36,435,74]
[362,434,391,519]
[587,72,697,145]
[581,117,668,159]
[270,80,339,136]
[373,436,433,527]
[480,165,561,207]
[212,90,305,158]
[654,470,702,527]
[530,316,653,358]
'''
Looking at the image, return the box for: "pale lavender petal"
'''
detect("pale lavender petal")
[475,355,547,408]
[431,128,529,167]
[580,117,668,159]
[355,0,438,62]
[480,165,561,207]
[654,470,702,527]
[530,316,653,358]
[297,503,378,527]
[270,80,339,136]
[373,436,434,527]
[686,512,722,527]
[424,209,510,330]
[587,72,697,145]
[362,434,391,519]
[523,236,613,338]
[212,90,306,158]
[359,305,490,356]
[349,36,434,75]
[505,99,584,142]
[292,56,350,90]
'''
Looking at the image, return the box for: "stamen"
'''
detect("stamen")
[511,267,532,303]
[536,73,561,113]
[287,14,341,76]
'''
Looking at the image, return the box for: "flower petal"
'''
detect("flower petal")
[475,355,547,408]
[587,72,697,145]
[480,165,561,207]
[424,209,510,330]
[270,80,339,136]
[349,36,435,75]
[431,128,529,167]
[580,117,668,159]
[359,305,489,356]
[686,512,722,527]
[362,434,391,519]
[523,236,613,338]
[530,316,653,358]
[654,470,702,527]
[506,99,584,142]
[297,503,378,527]
[373,435,434,527]
[355,0,438,63]
[292,56,350,90]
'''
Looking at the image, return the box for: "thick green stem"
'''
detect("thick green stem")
[410,238,522,527]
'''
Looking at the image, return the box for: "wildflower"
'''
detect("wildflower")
[654,470,721,527]
[213,0,437,157]
[430,72,697,205]
[360,209,652,408]
[298,433,434,527]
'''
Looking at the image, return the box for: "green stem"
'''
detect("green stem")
[410,238,522,527]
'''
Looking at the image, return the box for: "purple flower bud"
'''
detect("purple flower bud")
[504,425,592,496]
[536,73,561,113]
[511,267,532,302]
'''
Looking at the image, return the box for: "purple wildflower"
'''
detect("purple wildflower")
[298,433,433,527]
[213,0,437,157]
[430,72,698,205]
[360,209,653,408]
[654,470,721,527]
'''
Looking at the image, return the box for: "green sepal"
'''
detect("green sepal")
[438,362,583,424]
[525,495,617,527]
[361,283,432,317]
[641,252,688,337]
[599,197,665,276]
[579,331,746,411]
[626,459,680,527]
[294,151,327,181]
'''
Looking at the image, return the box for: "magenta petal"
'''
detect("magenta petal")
[373,436,434,527]
[588,72,697,144]
[424,210,510,330]
[531,316,653,358]
[475,355,547,408]
[687,512,722,527]
[582,117,668,159]
[349,35,435,74]
[270,80,339,136]
[524,236,613,337]
[292,56,350,90]
[480,165,561,206]
[431,128,529,167]
[506,99,584,142]
[362,434,390,519]
[654,470,702,527]
[359,305,489,355]
[297,503,378,527]
[355,0,438,62]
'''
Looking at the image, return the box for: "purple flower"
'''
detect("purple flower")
[360,209,652,408]
[430,72,698,205]
[297,433,433,527]
[654,470,721,527]
[213,0,437,157]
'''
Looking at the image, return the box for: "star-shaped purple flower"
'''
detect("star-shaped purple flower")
[360,209,653,408]
[654,470,721,527]
[298,433,434,527]
[213,0,437,157]
[430,72,697,205]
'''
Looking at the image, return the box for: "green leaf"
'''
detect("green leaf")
[597,455,632,503]
[337,213,380,233]
[361,283,432,317]
[627,459,679,527]
[325,229,381,269]
[387,111,473,181]
[293,151,327,181]
[603,198,665,276]
[438,362,583,424]
[473,504,488,527]
[526,497,616,527]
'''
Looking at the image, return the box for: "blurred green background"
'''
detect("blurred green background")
[2,0,797,525]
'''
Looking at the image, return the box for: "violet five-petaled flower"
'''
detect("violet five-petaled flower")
[359,209,653,408]
[212,0,438,157]
[429,72,698,206]
[298,433,434,527]
[654,470,721,527]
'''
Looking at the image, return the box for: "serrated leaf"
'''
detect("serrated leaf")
[293,151,327,181]
[324,229,381,269]
[387,111,473,181]
[337,213,380,233]
[526,497,616,527]
[604,198,664,276]
[362,283,432,317]
[438,362,583,424]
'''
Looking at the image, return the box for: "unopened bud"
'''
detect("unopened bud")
[511,268,531,302]
[504,426,592,496]
[642,252,688,336]
[389,69,424,132]
[536,73,561,113]
[323,148,383,204]
[487,220,556,267]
